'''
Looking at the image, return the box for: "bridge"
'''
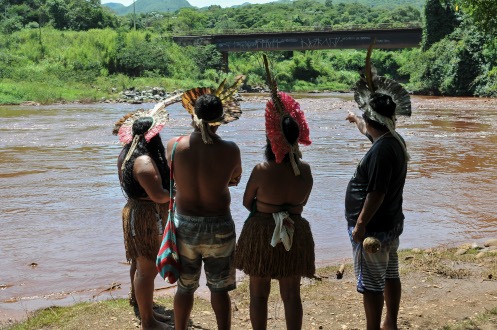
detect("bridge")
[173,25,422,70]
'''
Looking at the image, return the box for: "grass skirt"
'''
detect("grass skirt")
[234,212,315,279]
[122,199,168,261]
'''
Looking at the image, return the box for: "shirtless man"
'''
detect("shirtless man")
[166,94,242,330]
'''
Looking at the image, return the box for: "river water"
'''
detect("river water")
[1,94,496,320]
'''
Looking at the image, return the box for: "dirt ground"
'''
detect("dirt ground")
[194,246,497,330]
[4,245,495,330]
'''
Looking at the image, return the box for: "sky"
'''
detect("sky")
[102,0,275,8]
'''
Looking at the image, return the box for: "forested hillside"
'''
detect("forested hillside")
[101,0,426,15]
[329,0,425,10]
[104,0,191,15]
[0,0,495,104]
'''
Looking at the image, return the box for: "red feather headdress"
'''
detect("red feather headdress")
[263,55,311,175]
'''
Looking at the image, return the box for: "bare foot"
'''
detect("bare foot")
[129,291,137,307]
[141,318,169,330]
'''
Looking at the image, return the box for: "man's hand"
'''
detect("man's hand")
[346,111,367,135]
[352,222,366,244]
[346,111,358,123]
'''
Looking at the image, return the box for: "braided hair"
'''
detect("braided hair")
[121,117,170,199]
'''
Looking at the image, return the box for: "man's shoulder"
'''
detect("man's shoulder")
[167,135,189,147]
[216,138,240,151]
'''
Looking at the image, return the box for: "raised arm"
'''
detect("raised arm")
[346,110,367,136]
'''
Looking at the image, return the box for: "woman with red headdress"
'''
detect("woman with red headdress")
[235,57,315,329]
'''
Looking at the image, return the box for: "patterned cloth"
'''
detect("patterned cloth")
[348,226,401,293]
[174,213,236,293]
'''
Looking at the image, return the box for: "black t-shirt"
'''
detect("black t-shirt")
[345,133,407,232]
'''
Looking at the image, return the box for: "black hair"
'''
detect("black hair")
[194,94,223,122]
[369,93,396,117]
[121,117,170,198]
[362,93,396,131]
[265,116,300,162]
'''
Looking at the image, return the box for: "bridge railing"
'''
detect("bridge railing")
[172,22,422,37]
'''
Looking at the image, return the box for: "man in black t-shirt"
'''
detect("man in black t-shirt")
[345,93,408,330]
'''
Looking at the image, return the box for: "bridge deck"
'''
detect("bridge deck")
[173,27,422,52]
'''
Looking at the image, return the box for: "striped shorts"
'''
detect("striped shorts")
[174,213,236,293]
[348,226,400,294]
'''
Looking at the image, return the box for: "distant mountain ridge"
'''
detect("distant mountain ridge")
[103,0,191,15]
[102,0,425,16]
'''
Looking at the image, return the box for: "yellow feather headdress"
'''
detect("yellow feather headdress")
[181,75,245,143]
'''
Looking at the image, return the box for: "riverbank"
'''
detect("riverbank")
[2,243,496,330]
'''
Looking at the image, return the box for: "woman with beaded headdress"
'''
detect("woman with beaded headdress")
[234,55,315,330]
[113,96,180,329]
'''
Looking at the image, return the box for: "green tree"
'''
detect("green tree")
[422,0,459,50]
[457,0,497,36]
[188,44,223,74]
[46,0,69,29]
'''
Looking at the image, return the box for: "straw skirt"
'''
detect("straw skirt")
[122,199,168,261]
[235,211,315,279]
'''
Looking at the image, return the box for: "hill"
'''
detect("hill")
[102,0,425,15]
[326,0,425,10]
[103,0,191,15]
[102,2,127,12]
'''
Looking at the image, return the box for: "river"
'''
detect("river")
[1,94,496,321]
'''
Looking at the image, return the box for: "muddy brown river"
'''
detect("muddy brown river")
[1,94,496,320]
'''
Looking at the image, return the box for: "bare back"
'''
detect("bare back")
[167,132,242,216]
[243,160,313,214]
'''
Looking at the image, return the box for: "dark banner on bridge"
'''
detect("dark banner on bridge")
[174,28,422,52]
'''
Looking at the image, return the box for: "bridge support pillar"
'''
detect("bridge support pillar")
[221,51,229,73]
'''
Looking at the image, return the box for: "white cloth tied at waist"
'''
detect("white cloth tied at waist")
[270,211,295,251]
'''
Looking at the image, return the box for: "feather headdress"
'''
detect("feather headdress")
[181,75,245,144]
[113,94,182,144]
[353,40,411,160]
[112,94,182,170]
[263,54,311,176]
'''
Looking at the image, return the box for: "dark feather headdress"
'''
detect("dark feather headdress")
[181,75,245,144]
[353,40,411,160]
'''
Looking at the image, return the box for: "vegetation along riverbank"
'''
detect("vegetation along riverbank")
[2,242,497,329]
[0,0,496,105]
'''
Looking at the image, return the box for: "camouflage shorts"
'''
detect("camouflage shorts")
[174,213,236,293]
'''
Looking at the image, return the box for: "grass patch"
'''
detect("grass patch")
[399,247,497,280]
[4,297,177,330]
[0,79,108,105]
[440,307,497,330]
